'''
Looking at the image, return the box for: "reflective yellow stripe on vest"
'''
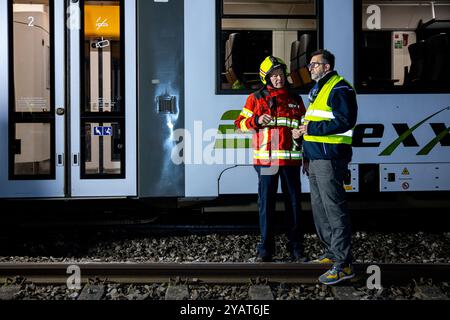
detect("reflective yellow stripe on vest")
[304,74,353,145]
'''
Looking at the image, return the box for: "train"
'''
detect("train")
[0,0,449,201]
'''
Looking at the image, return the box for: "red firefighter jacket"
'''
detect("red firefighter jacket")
[234,86,306,166]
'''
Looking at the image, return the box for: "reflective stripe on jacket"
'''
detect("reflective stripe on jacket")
[234,86,306,166]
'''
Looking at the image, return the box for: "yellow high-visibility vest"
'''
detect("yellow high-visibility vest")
[304,74,354,145]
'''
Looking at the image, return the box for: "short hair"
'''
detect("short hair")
[310,49,335,70]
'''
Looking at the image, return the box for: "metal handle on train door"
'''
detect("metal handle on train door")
[72,153,79,166]
[57,154,64,167]
[56,108,65,116]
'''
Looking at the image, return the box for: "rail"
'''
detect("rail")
[0,262,449,285]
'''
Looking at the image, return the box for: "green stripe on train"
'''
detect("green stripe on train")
[218,125,237,134]
[417,127,450,155]
[214,139,252,149]
[221,110,241,121]
[379,106,449,156]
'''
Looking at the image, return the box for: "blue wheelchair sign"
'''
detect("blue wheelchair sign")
[94,126,113,136]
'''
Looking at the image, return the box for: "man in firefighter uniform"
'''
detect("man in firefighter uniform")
[297,49,358,284]
[235,56,307,262]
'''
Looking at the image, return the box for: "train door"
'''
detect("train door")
[0,0,65,198]
[69,0,136,197]
[0,0,136,198]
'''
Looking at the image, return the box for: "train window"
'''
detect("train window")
[356,0,450,93]
[9,0,55,179]
[217,0,318,94]
[80,0,125,179]
[83,1,123,114]
[82,122,123,176]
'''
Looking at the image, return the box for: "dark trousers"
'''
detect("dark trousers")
[309,159,352,267]
[254,165,304,258]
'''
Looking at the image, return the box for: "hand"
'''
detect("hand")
[258,114,272,126]
[302,159,310,176]
[298,124,308,135]
[291,128,303,139]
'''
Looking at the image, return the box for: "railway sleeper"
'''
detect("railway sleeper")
[0,285,21,301]
[414,286,449,300]
[248,285,274,300]
[78,285,105,301]
[332,286,364,300]
[165,285,189,300]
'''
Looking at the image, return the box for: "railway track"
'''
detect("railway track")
[0,262,449,285]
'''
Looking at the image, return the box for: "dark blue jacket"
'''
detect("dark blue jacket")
[302,71,358,162]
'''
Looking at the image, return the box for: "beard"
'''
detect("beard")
[311,70,327,82]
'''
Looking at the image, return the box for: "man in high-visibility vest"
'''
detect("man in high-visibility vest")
[296,49,358,285]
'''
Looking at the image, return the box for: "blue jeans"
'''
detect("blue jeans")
[254,165,304,258]
[309,159,352,268]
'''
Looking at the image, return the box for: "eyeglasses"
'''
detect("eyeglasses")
[307,62,326,69]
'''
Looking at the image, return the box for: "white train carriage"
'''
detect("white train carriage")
[0,0,449,199]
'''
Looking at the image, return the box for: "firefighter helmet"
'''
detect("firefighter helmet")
[259,56,288,85]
